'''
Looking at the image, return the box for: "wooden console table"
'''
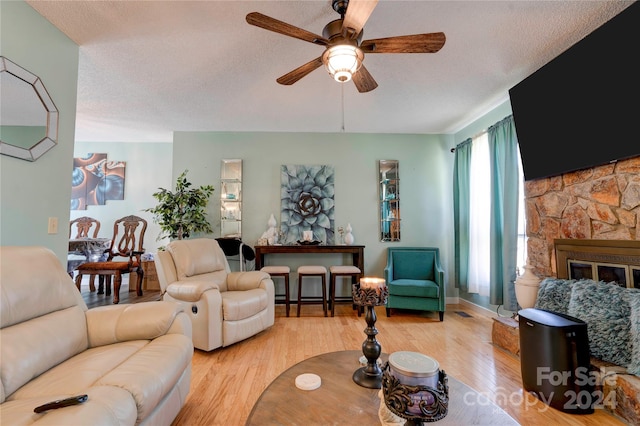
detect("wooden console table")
[254,244,365,273]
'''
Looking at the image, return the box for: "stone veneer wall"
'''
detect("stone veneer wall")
[524,156,640,277]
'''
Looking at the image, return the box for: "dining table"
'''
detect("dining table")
[67,237,111,274]
[69,237,111,259]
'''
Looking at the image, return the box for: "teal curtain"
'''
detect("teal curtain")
[488,116,519,310]
[453,138,472,291]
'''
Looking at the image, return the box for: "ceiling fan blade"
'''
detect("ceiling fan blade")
[361,32,446,53]
[246,12,328,46]
[352,64,378,93]
[342,0,379,38]
[276,57,324,86]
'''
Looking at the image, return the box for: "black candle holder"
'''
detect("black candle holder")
[381,361,449,424]
[352,283,388,389]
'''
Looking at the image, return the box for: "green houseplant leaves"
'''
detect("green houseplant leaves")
[145,170,214,241]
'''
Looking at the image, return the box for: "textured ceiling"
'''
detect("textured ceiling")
[25,0,634,143]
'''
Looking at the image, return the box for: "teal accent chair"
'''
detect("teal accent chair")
[384,247,445,321]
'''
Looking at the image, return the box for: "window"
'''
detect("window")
[467,131,527,295]
[468,132,490,295]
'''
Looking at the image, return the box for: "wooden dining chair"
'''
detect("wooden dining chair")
[68,216,102,289]
[69,216,101,239]
[75,215,147,304]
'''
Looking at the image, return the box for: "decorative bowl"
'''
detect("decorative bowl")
[297,240,322,245]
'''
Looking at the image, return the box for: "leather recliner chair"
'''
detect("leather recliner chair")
[155,238,275,351]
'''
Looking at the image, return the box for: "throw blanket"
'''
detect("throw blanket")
[535,278,640,375]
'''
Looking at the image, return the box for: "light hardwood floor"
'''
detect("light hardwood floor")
[81,282,628,425]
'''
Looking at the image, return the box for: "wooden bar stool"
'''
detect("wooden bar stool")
[297,265,328,317]
[329,265,362,317]
[261,265,291,317]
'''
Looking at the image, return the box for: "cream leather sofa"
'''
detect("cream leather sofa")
[155,238,275,352]
[0,246,194,425]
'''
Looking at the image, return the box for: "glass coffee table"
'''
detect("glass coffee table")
[247,350,520,425]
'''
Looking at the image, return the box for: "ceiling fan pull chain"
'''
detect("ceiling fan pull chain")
[341,84,346,132]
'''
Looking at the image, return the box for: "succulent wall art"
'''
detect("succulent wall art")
[280,165,334,245]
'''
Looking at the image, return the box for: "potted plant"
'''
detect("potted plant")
[145,170,214,241]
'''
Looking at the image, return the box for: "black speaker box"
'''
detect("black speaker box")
[518,308,594,414]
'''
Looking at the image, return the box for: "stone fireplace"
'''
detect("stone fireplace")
[503,156,640,424]
[524,156,640,278]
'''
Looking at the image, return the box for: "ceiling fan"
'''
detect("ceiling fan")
[246,0,446,93]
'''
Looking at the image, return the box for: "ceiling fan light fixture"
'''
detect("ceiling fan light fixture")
[323,44,363,83]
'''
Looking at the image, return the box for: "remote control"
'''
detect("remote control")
[34,394,88,413]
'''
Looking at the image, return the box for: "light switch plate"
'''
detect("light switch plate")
[48,217,58,234]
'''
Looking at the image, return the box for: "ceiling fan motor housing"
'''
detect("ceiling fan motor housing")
[322,19,363,45]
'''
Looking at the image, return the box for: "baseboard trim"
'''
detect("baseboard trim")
[445,296,459,305]
[458,298,497,319]
[447,297,510,320]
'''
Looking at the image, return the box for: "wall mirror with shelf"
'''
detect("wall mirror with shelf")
[0,56,58,161]
[220,159,242,238]
[379,160,400,242]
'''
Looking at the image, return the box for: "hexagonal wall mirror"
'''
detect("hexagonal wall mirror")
[0,56,59,161]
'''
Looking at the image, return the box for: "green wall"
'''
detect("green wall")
[171,131,456,297]
[73,110,516,308]
[0,1,79,264]
[168,102,514,305]
[454,100,513,145]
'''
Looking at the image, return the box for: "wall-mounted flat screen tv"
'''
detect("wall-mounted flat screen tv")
[509,2,639,181]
